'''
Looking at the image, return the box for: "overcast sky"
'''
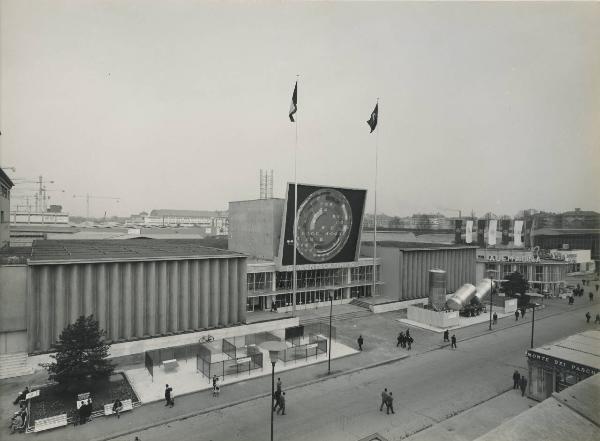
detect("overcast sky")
[1,1,599,218]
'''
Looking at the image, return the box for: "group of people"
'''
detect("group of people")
[10,387,30,433]
[77,398,93,425]
[212,375,221,397]
[396,329,413,350]
[273,377,286,415]
[515,308,528,321]
[443,330,458,348]
[512,370,528,397]
[379,388,395,414]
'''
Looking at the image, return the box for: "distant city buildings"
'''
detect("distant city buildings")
[142,209,228,234]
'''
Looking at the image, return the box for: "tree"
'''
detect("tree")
[502,271,530,307]
[42,315,115,387]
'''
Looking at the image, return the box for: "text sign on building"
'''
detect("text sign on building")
[26,390,40,400]
[526,350,600,376]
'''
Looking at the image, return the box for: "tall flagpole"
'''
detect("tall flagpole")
[373,98,379,297]
[292,75,299,317]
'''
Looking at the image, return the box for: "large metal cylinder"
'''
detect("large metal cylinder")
[428,269,447,311]
[446,283,477,311]
[473,279,495,304]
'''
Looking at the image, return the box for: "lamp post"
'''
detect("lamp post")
[487,270,497,331]
[328,291,333,375]
[260,341,288,441]
[528,293,544,349]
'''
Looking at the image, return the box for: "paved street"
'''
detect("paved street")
[111,299,600,441]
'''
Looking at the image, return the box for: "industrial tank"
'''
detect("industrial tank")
[473,279,495,304]
[428,269,447,311]
[446,283,477,311]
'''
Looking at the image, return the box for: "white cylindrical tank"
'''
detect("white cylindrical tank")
[446,283,477,311]
[473,278,495,304]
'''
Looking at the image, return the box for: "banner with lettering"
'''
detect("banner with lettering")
[488,220,497,245]
[465,220,473,244]
[514,220,524,247]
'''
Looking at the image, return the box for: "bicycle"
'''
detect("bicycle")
[199,335,215,343]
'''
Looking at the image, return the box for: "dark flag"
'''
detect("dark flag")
[367,103,378,133]
[289,82,297,122]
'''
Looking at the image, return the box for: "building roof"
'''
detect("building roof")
[364,241,476,251]
[29,239,245,264]
[148,209,227,217]
[534,228,600,236]
[474,373,600,441]
[529,330,600,371]
[0,167,15,188]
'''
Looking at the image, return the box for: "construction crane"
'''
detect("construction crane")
[12,186,65,212]
[73,194,120,219]
[11,176,55,211]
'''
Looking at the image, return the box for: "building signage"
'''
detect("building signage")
[236,357,251,364]
[526,350,599,376]
[25,390,40,400]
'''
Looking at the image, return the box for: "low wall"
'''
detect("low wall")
[500,299,518,314]
[28,317,300,371]
[407,306,459,328]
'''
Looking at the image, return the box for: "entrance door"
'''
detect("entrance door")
[544,370,553,399]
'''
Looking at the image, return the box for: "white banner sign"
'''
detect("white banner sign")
[513,220,524,247]
[488,220,497,246]
[26,390,40,400]
[465,220,473,244]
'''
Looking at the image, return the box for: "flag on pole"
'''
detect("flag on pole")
[289,82,297,122]
[367,103,378,133]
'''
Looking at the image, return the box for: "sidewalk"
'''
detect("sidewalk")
[2,297,595,441]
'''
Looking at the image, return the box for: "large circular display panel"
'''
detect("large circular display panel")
[296,188,353,262]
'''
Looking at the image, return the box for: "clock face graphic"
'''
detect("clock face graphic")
[295,188,353,262]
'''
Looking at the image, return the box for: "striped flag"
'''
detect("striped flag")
[289,82,297,122]
[367,103,378,133]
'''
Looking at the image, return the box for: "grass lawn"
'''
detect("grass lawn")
[29,373,139,422]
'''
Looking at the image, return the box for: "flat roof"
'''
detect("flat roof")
[30,239,245,264]
[363,241,476,251]
[530,330,600,371]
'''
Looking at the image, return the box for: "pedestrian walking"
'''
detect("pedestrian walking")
[400,332,406,348]
[276,377,282,393]
[407,335,413,350]
[406,329,411,340]
[589,292,594,303]
[586,312,591,323]
[164,384,173,407]
[443,330,449,342]
[519,376,528,397]
[521,307,526,319]
[493,312,498,325]
[515,310,520,321]
[379,388,388,411]
[396,334,402,347]
[386,392,395,414]
[512,370,521,389]
[595,313,600,324]
[276,392,286,415]
[451,334,457,349]
[357,335,364,351]
[212,375,219,390]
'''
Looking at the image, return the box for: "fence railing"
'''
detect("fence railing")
[278,337,327,365]
[197,351,263,382]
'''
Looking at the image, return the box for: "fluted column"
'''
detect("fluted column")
[190,260,200,329]
[96,264,107,334]
[219,260,229,325]
[83,264,93,316]
[39,266,51,351]
[238,258,247,322]
[146,262,156,336]
[210,259,220,327]
[180,261,189,330]
[200,260,210,328]
[109,263,120,341]
[158,261,168,334]
[135,262,145,338]
[229,259,238,324]
[69,265,80,323]
[169,261,179,332]
[123,263,132,339]
[54,266,65,342]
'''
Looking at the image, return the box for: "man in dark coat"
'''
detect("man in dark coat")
[493,312,498,324]
[386,392,395,414]
[165,384,173,407]
[451,334,457,349]
[586,312,591,323]
[513,370,521,389]
[443,330,449,342]
[515,310,520,320]
[357,335,364,351]
[276,392,286,415]
[519,376,528,397]
[379,388,388,411]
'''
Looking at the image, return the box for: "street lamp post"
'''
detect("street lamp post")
[260,341,288,441]
[528,293,544,349]
[328,292,333,375]
[487,270,497,331]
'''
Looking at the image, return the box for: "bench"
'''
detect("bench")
[104,399,133,416]
[162,359,178,371]
[34,414,68,432]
